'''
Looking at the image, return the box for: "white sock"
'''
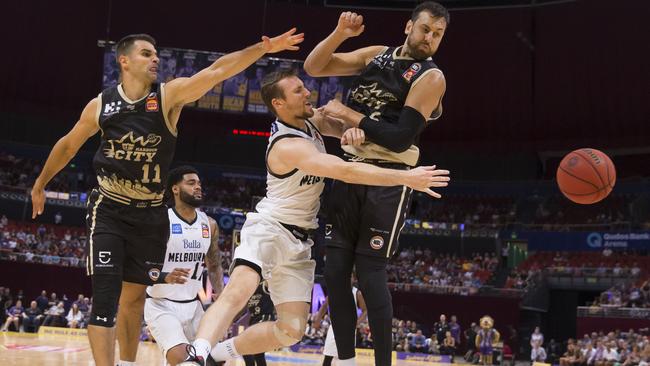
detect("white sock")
[118,361,136,366]
[337,357,356,366]
[210,338,240,361]
[191,338,212,360]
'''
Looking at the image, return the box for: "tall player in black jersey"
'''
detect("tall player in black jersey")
[30,30,304,366]
[304,2,449,365]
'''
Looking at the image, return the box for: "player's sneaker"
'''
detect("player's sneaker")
[176,344,205,366]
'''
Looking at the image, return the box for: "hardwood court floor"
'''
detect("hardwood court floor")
[1,330,456,365]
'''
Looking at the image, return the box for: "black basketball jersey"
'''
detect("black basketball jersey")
[246,283,275,324]
[93,83,176,205]
[347,46,443,134]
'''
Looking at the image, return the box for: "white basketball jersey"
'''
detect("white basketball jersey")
[146,208,212,301]
[255,119,326,229]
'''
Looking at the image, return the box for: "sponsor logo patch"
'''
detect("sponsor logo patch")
[202,223,210,238]
[172,223,182,234]
[145,94,159,112]
[402,62,421,82]
[370,235,384,250]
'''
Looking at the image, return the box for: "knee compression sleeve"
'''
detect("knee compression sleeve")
[89,274,122,327]
[272,311,306,346]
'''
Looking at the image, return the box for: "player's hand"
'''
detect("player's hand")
[335,12,365,39]
[165,268,190,284]
[262,28,305,53]
[31,185,46,219]
[402,165,450,198]
[321,99,350,121]
[341,127,365,146]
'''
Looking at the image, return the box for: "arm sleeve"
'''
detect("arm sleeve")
[358,106,426,153]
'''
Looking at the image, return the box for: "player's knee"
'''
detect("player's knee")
[166,343,189,365]
[272,312,307,346]
[89,274,121,327]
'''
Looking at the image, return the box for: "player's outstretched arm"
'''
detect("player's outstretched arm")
[271,138,450,197]
[164,28,304,110]
[304,12,384,77]
[205,217,224,299]
[31,98,100,218]
[320,70,446,152]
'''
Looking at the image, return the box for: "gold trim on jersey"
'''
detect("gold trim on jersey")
[410,68,445,121]
[342,142,420,167]
[95,93,103,136]
[117,84,149,104]
[391,46,433,61]
[97,174,164,205]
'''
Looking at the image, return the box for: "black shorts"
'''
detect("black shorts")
[325,165,413,258]
[85,188,169,285]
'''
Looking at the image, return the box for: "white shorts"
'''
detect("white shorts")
[233,212,316,305]
[323,325,338,357]
[144,297,204,358]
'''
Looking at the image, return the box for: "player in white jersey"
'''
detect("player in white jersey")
[181,69,450,365]
[145,165,223,366]
[314,280,368,366]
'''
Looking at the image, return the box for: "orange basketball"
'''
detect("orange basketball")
[556,148,616,204]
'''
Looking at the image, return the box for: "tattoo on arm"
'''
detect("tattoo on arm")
[207,219,224,295]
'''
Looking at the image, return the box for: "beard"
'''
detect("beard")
[406,36,434,61]
[179,190,202,208]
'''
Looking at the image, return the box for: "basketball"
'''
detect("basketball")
[556,148,616,204]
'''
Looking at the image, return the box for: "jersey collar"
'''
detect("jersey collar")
[171,207,198,226]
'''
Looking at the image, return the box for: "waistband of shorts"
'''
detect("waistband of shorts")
[145,293,200,304]
[279,222,314,241]
[97,187,164,208]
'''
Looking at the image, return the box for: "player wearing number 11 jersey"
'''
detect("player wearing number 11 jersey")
[145,165,223,365]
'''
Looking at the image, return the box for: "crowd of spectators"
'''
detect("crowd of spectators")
[387,248,498,292]
[303,312,466,357]
[556,329,650,366]
[591,280,650,309]
[0,286,92,332]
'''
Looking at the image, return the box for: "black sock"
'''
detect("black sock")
[323,355,334,366]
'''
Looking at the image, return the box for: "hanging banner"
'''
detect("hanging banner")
[102,45,349,114]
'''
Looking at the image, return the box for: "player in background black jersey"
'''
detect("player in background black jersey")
[243,283,276,366]
[30,29,304,366]
[304,2,449,365]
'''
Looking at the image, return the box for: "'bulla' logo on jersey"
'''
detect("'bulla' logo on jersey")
[183,239,202,249]
[104,132,161,162]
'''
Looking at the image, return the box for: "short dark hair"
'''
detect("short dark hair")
[261,69,297,116]
[115,33,157,67]
[166,165,199,200]
[411,1,450,25]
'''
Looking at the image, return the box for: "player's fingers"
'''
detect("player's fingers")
[424,188,442,199]
[358,25,365,34]
[283,27,297,36]
[433,169,450,176]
